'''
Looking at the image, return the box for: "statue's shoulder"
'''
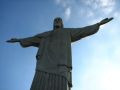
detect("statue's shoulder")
[35,30,52,38]
[63,28,75,31]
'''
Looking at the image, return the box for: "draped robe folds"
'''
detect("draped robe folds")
[20,23,99,88]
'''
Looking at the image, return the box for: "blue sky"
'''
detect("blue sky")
[0,0,120,90]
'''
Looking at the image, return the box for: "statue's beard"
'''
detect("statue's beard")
[55,25,60,28]
[55,25,61,29]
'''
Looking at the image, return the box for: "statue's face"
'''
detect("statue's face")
[54,17,63,29]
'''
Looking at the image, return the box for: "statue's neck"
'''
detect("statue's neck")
[53,27,62,31]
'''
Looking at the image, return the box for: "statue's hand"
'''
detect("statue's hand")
[6,38,20,43]
[99,17,114,25]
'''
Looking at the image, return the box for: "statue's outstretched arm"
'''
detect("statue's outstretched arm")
[7,36,41,47]
[6,31,51,47]
[70,17,113,42]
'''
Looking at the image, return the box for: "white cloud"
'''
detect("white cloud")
[55,0,69,7]
[77,8,95,19]
[55,0,72,20]
[113,12,120,18]
[55,0,117,20]
[87,11,94,17]
[100,0,115,14]
[99,0,115,7]
[64,7,71,20]
[82,0,116,15]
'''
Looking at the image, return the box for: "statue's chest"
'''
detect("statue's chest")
[50,30,68,40]
[45,30,69,46]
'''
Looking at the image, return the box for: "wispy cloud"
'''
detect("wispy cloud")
[99,0,115,7]
[55,0,72,20]
[64,7,71,20]
[78,0,116,19]
[54,0,118,21]
[99,0,115,14]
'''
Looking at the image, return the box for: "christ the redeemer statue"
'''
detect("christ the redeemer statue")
[7,17,113,90]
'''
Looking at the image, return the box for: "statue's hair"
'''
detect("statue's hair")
[53,17,64,29]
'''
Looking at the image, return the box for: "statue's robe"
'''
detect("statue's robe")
[20,23,99,90]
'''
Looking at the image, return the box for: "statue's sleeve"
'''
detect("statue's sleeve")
[20,31,51,47]
[70,23,100,42]
[20,36,41,47]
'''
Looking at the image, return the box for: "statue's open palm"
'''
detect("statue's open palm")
[6,38,20,43]
[99,17,113,25]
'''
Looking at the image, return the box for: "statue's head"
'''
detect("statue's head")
[53,17,64,30]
